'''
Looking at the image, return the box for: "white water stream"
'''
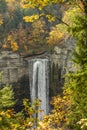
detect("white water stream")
[28,59,49,120]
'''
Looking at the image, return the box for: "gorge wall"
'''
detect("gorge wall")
[0,50,29,110]
[50,36,75,96]
[0,36,75,108]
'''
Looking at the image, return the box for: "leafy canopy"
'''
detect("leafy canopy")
[22,0,66,23]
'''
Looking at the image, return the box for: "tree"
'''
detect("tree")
[0,80,42,129]
[22,0,87,129]
[2,19,49,52]
[0,85,15,109]
[22,0,69,25]
[64,2,87,129]
[0,1,87,129]
[0,0,50,52]
[47,1,87,129]
[0,0,25,51]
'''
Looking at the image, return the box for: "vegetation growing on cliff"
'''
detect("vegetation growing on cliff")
[0,84,42,130]
[0,0,87,130]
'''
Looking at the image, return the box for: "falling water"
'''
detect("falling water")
[28,58,49,120]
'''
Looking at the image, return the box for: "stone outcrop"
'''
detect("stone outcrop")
[0,50,29,111]
[0,36,75,107]
[0,51,28,84]
[51,36,75,72]
[50,36,75,96]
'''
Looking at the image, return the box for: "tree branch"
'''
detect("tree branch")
[43,8,69,27]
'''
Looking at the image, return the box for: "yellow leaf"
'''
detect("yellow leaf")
[0,19,3,25]
[23,15,39,22]
[0,117,2,121]
[7,35,12,41]
[11,41,19,51]
[2,44,7,48]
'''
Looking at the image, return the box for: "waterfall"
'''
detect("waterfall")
[28,58,49,120]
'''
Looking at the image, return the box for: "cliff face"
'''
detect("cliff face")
[0,36,75,106]
[51,36,75,72]
[0,51,28,84]
[50,36,75,96]
[0,50,29,110]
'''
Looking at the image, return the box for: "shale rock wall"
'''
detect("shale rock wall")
[0,51,28,84]
[0,50,29,110]
[50,36,75,96]
[0,36,75,106]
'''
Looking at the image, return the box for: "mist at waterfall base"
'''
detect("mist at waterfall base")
[28,58,50,120]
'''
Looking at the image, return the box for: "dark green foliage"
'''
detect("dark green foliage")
[0,84,41,130]
[0,0,7,13]
[71,15,87,67]
[65,10,87,129]
[65,68,87,129]
[0,85,15,109]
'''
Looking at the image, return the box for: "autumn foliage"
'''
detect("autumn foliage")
[0,0,87,130]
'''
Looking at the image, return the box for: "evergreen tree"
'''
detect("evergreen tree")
[65,2,87,129]
[0,85,15,109]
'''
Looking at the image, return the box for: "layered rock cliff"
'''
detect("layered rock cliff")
[0,36,75,108]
